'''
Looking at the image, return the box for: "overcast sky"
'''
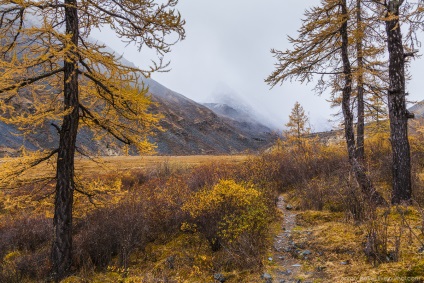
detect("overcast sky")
[92,1,424,131]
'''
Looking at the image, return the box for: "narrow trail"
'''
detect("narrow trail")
[267,195,312,283]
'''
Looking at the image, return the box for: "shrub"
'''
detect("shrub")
[0,215,52,257]
[0,215,52,281]
[182,180,273,269]
[73,175,191,270]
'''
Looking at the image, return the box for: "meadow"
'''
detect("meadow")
[1,129,424,282]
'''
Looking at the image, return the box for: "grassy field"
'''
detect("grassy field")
[74,154,248,175]
[0,154,249,183]
[2,140,424,282]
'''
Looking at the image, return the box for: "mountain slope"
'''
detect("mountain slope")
[409,100,424,118]
[0,77,276,156]
[145,80,276,155]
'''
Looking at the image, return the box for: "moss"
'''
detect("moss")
[297,210,344,227]
[398,259,424,278]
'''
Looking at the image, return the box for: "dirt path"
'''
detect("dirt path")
[267,196,310,283]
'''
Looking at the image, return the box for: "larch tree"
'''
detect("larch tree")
[340,0,386,205]
[0,0,185,281]
[375,0,423,204]
[353,0,389,160]
[266,0,386,205]
[284,101,310,145]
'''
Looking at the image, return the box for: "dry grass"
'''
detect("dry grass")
[270,208,424,283]
[0,155,248,181]
[75,155,248,175]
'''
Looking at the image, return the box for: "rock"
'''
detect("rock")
[316,266,326,272]
[166,255,175,269]
[286,204,293,210]
[301,250,312,256]
[340,260,350,265]
[292,263,302,267]
[261,273,272,282]
[268,257,273,261]
[213,273,226,282]
[279,269,292,275]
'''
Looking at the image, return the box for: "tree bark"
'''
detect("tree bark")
[356,0,365,161]
[51,0,79,281]
[385,1,412,204]
[340,0,386,206]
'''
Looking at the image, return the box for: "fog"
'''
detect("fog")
[92,1,424,131]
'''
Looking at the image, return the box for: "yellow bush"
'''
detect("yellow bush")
[182,179,271,251]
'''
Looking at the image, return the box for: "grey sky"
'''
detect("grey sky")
[92,1,424,131]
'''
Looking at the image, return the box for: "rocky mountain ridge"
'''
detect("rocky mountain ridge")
[0,77,276,156]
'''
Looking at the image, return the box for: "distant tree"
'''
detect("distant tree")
[284,101,310,145]
[0,0,185,280]
[365,93,388,134]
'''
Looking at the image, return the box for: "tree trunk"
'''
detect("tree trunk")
[51,0,79,281]
[340,0,386,206]
[356,0,365,161]
[385,1,412,204]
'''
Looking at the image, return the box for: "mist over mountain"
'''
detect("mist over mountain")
[409,100,424,118]
[144,79,277,155]
[202,84,281,130]
[0,62,277,156]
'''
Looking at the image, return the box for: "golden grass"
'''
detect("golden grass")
[74,155,248,176]
[281,209,424,283]
[0,155,248,180]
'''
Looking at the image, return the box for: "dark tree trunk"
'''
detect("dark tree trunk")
[385,1,412,204]
[340,0,386,206]
[51,0,79,281]
[356,0,365,161]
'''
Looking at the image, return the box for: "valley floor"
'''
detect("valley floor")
[264,195,424,283]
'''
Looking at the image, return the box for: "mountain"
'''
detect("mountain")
[203,103,273,141]
[0,76,276,156]
[144,79,276,155]
[409,100,424,118]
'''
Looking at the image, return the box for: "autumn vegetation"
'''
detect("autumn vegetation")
[1,118,424,281]
[1,0,424,282]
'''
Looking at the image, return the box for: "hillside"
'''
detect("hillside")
[409,100,424,118]
[146,79,276,155]
[0,77,276,157]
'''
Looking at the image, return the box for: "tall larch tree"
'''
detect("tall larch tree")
[376,0,423,204]
[266,0,386,205]
[0,0,185,281]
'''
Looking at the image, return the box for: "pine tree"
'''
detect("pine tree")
[0,1,185,280]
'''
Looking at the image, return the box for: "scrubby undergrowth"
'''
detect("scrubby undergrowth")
[2,122,424,282]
